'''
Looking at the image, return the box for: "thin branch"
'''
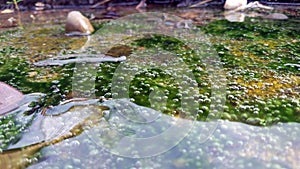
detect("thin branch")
[190,0,214,8]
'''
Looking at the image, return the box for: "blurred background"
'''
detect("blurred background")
[0,0,299,10]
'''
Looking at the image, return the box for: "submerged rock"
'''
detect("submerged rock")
[224,0,247,10]
[264,13,289,20]
[65,11,95,36]
[106,45,132,57]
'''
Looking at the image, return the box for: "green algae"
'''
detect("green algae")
[222,98,300,126]
[200,17,300,125]
[201,18,300,40]
[202,18,300,71]
[132,34,186,52]
[0,12,299,169]
[0,114,22,150]
[0,16,299,142]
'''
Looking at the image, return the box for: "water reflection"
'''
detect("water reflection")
[1,99,299,169]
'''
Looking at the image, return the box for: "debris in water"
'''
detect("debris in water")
[33,54,126,66]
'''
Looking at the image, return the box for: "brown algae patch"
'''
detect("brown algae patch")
[6,26,87,62]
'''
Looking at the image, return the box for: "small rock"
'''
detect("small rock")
[106,45,132,57]
[34,2,52,10]
[264,13,289,20]
[65,11,94,36]
[1,9,14,14]
[224,0,247,10]
[7,17,17,26]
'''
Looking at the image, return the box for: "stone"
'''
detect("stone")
[224,0,247,10]
[0,82,24,115]
[65,11,94,36]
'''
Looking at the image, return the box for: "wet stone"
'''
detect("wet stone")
[65,11,95,36]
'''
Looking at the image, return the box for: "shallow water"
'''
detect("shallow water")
[2,99,299,169]
[0,5,300,169]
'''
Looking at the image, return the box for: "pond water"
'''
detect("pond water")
[0,5,300,169]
